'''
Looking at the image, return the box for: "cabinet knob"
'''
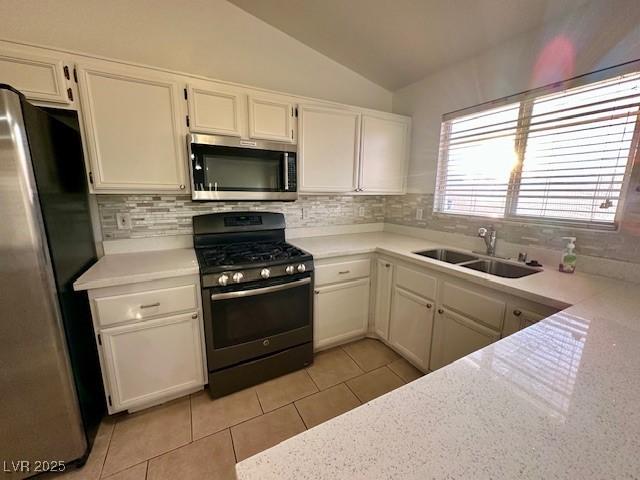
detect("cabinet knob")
[513,309,522,317]
[179,184,186,190]
[385,263,391,268]
[437,308,444,314]
[314,290,319,294]
[426,303,432,309]
[191,313,198,319]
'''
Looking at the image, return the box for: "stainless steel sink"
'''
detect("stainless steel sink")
[414,249,478,264]
[461,259,541,278]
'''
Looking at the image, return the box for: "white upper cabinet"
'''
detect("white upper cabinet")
[359,114,410,194]
[0,48,70,104]
[77,62,188,193]
[187,81,245,137]
[299,105,360,193]
[248,95,296,143]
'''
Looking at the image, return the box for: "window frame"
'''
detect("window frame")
[434,60,640,231]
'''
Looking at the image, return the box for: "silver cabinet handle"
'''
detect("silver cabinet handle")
[513,310,522,317]
[314,290,319,294]
[426,303,433,309]
[338,270,350,274]
[191,313,198,319]
[179,184,185,190]
[437,308,444,314]
[385,263,391,268]
[212,277,311,301]
[140,302,160,309]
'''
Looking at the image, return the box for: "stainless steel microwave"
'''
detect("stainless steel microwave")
[188,134,297,201]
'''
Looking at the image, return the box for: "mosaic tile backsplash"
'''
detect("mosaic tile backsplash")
[384,193,640,264]
[98,194,385,240]
[98,193,640,264]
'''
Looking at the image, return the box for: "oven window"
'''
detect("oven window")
[210,281,310,348]
[192,145,285,192]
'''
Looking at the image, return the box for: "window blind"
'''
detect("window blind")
[435,66,640,228]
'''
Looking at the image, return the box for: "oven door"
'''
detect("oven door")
[189,134,297,201]
[203,275,313,370]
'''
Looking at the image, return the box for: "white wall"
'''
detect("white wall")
[393,0,640,193]
[0,0,391,110]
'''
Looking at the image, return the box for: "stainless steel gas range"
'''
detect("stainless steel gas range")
[193,212,314,398]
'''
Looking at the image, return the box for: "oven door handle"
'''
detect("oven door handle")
[211,277,310,301]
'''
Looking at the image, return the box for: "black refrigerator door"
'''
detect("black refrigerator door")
[20,100,106,450]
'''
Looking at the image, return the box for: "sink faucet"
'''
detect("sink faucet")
[478,226,497,256]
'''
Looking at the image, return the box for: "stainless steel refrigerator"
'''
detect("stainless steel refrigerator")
[0,85,105,479]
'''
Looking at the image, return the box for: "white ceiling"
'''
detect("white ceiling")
[228,0,591,90]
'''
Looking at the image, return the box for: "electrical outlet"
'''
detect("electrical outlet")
[416,208,424,220]
[116,212,131,230]
[358,206,365,217]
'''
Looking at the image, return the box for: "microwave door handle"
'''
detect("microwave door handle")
[283,152,289,191]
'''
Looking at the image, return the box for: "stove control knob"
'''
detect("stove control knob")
[297,264,306,273]
[260,268,271,279]
[218,274,229,286]
[232,272,244,284]
[285,265,295,275]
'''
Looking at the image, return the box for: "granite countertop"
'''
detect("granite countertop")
[73,248,198,290]
[290,232,624,309]
[236,231,640,479]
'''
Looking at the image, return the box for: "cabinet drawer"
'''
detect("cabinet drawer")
[395,265,437,300]
[315,259,370,286]
[440,282,505,331]
[94,284,198,327]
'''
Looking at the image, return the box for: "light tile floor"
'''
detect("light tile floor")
[53,338,425,479]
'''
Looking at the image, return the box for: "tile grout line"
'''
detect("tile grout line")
[291,401,309,431]
[254,389,265,414]
[342,381,364,406]
[303,366,321,392]
[97,419,117,479]
[228,428,239,464]
[189,394,194,442]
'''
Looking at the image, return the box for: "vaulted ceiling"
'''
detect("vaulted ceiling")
[228,0,591,90]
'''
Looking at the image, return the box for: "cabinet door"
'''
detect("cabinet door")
[373,259,394,340]
[388,287,434,371]
[430,307,500,371]
[100,312,204,412]
[359,114,409,193]
[187,82,244,136]
[299,105,360,193]
[0,48,70,104]
[77,64,188,192]
[314,278,369,350]
[249,95,295,143]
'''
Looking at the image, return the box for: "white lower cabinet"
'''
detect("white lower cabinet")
[100,312,204,412]
[314,278,370,350]
[388,287,434,371]
[88,275,205,413]
[430,307,500,371]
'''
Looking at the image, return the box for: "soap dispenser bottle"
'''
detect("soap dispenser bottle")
[559,237,577,273]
